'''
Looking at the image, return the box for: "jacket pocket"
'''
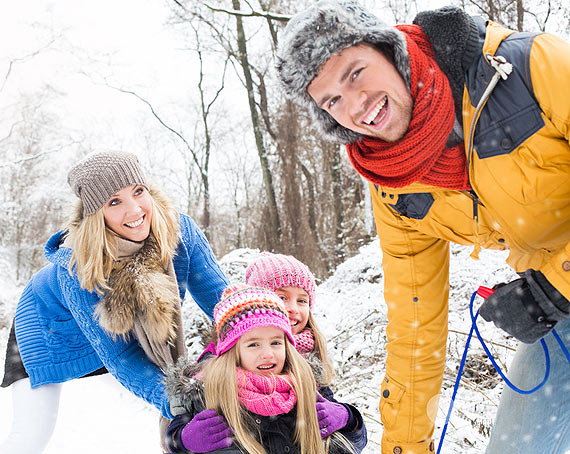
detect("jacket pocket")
[379,375,406,430]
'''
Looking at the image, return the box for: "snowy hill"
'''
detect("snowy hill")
[0,239,520,453]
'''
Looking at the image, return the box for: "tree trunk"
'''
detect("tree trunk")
[232,0,282,249]
[330,143,345,262]
[516,0,524,31]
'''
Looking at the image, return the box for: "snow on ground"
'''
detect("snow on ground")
[0,240,522,453]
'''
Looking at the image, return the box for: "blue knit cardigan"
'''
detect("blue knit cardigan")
[14,213,229,419]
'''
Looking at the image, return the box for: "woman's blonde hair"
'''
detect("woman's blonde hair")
[202,337,326,454]
[65,185,179,293]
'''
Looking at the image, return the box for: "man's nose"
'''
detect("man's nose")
[347,88,367,118]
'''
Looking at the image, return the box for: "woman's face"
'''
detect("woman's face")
[238,326,286,376]
[102,185,153,242]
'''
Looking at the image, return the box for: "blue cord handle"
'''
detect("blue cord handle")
[437,288,570,454]
[468,291,550,394]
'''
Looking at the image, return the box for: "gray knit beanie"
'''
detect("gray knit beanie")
[276,0,409,144]
[67,151,147,216]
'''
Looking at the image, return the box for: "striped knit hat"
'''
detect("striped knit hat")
[245,252,316,307]
[214,283,295,356]
[67,151,147,216]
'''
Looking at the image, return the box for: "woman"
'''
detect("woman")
[0,151,229,453]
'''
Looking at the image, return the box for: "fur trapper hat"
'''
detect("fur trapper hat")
[276,0,409,144]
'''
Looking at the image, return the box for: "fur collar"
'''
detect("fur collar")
[95,233,180,344]
[165,356,207,416]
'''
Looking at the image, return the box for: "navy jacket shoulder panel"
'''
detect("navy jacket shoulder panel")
[466,29,545,159]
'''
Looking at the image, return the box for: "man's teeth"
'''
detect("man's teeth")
[364,97,387,125]
[126,217,144,228]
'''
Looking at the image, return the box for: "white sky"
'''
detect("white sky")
[0,0,201,149]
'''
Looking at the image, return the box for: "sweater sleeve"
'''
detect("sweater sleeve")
[177,214,229,319]
[57,269,174,419]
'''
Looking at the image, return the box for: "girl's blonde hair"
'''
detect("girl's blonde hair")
[65,185,179,293]
[202,338,325,454]
[306,311,335,386]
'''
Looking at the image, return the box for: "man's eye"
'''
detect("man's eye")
[328,96,339,108]
[351,68,362,80]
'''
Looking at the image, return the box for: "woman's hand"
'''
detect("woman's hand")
[180,409,233,452]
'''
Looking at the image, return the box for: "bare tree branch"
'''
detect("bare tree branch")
[1,38,57,93]
[170,0,289,22]
[202,1,290,22]
[0,141,80,168]
[104,83,203,172]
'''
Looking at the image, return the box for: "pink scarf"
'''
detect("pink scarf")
[294,329,315,354]
[236,368,297,416]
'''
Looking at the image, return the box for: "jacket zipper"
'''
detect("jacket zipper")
[464,54,513,259]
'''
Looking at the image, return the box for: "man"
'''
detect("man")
[276,1,570,453]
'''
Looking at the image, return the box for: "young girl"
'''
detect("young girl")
[0,151,229,453]
[165,283,365,454]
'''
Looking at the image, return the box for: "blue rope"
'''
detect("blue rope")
[468,292,551,394]
[436,289,568,454]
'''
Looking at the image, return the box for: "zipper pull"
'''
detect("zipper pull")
[486,54,513,80]
[470,192,481,260]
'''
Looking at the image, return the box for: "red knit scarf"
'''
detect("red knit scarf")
[346,25,470,191]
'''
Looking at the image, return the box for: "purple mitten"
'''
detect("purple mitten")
[180,409,233,453]
[316,393,349,438]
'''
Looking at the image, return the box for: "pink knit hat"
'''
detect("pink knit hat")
[214,283,295,356]
[245,252,316,307]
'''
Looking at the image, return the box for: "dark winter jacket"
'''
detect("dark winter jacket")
[13,213,229,419]
[165,357,367,454]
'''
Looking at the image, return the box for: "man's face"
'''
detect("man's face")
[308,43,413,142]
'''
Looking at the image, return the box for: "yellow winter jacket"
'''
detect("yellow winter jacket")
[372,18,570,454]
